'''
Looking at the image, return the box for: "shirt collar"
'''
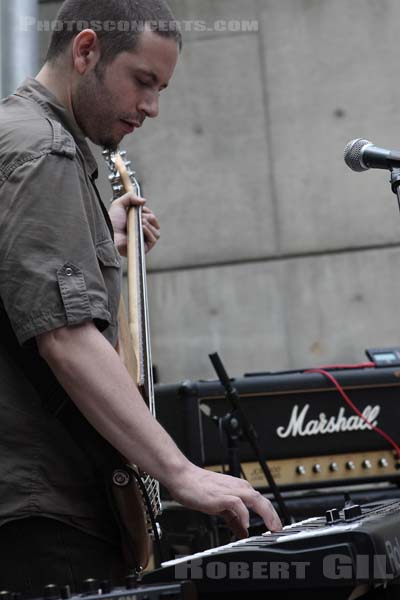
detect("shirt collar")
[14,77,99,179]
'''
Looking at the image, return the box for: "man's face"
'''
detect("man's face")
[72,29,179,150]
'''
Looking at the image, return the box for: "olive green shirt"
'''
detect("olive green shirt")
[0,78,123,543]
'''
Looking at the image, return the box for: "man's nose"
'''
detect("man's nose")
[138,93,159,119]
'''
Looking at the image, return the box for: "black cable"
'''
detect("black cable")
[216,416,228,474]
[209,352,292,525]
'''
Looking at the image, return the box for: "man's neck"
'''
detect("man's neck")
[36,63,74,114]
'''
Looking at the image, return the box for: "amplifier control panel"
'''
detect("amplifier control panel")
[206,449,399,489]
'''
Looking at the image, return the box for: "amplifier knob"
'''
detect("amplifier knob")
[345,461,356,471]
[344,504,362,520]
[312,464,322,474]
[362,459,372,469]
[295,465,306,475]
[378,458,389,468]
[329,462,339,472]
[326,508,340,524]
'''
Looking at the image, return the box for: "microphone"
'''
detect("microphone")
[344,138,400,172]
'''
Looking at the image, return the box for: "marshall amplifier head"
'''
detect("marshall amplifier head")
[154,366,400,491]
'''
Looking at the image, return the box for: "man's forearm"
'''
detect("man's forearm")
[37,320,282,536]
[36,321,189,488]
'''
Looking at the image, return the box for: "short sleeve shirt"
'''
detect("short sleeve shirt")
[0,78,123,543]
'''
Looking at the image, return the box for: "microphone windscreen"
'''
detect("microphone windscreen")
[344,138,371,172]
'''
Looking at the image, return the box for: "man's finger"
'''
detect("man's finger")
[143,224,159,244]
[246,490,282,532]
[143,222,161,239]
[112,191,146,209]
[221,509,248,539]
[142,208,160,229]
[217,496,250,533]
[221,477,282,532]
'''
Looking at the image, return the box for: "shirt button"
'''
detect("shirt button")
[65,267,73,277]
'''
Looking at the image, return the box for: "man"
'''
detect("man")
[0,0,281,594]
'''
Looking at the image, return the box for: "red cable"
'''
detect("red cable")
[305,367,400,459]
[313,362,375,370]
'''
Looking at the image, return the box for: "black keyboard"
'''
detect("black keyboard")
[144,500,400,597]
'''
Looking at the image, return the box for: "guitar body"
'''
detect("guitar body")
[103,150,161,572]
[111,464,150,570]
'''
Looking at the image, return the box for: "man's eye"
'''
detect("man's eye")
[136,78,151,88]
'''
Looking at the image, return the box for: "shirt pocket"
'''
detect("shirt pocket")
[95,239,122,340]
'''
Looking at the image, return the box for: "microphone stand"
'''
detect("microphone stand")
[219,411,243,480]
[209,352,291,526]
[390,168,400,213]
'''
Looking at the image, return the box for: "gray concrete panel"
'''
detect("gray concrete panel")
[283,246,400,369]
[96,34,278,270]
[168,0,258,22]
[167,0,259,41]
[145,260,288,383]
[38,2,59,64]
[145,246,400,382]
[261,0,400,253]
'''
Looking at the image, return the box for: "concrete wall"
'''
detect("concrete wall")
[37,0,400,382]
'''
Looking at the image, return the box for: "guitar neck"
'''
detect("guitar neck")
[105,150,156,417]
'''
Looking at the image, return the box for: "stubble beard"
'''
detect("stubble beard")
[73,68,120,152]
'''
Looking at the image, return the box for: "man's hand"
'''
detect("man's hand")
[108,191,161,256]
[167,463,282,538]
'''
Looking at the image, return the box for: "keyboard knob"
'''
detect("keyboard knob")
[126,575,140,590]
[100,581,112,594]
[82,579,98,594]
[345,461,356,471]
[312,463,321,474]
[378,457,389,468]
[60,586,71,600]
[329,462,339,472]
[326,508,340,524]
[344,504,362,520]
[296,465,306,475]
[44,585,60,600]
[362,459,372,469]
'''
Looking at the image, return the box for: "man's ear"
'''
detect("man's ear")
[72,29,101,74]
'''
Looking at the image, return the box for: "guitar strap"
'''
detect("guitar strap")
[90,175,115,241]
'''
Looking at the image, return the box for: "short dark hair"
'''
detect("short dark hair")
[45,0,182,65]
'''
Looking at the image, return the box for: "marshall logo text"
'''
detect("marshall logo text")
[276,404,380,439]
